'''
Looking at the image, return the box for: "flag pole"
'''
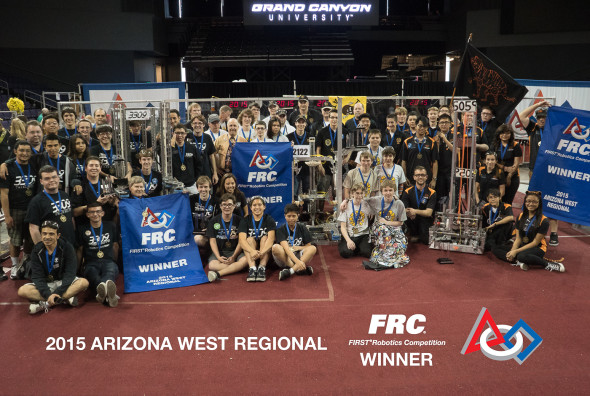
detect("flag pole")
[449,33,473,110]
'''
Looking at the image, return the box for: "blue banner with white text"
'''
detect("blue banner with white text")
[232,142,292,226]
[119,194,209,293]
[529,106,590,226]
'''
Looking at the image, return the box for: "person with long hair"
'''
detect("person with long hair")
[216,173,248,216]
[237,109,255,142]
[68,134,89,180]
[266,117,289,142]
[492,124,522,205]
[492,190,565,272]
[475,151,506,206]
[10,118,26,140]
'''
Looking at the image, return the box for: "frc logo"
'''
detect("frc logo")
[368,314,426,335]
[562,118,590,142]
[461,307,542,365]
[141,207,175,229]
[250,150,278,170]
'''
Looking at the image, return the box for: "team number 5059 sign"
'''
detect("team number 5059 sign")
[453,100,477,112]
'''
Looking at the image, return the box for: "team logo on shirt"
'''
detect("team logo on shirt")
[379,210,395,220]
[249,150,278,170]
[141,207,175,228]
[348,211,366,225]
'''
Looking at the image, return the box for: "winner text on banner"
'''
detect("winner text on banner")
[119,194,209,293]
[232,142,293,226]
[529,106,590,226]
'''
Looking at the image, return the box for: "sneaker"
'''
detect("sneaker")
[10,265,19,280]
[105,280,118,307]
[517,261,529,271]
[305,266,314,276]
[65,296,78,307]
[549,233,559,246]
[246,267,257,282]
[545,262,565,273]
[208,271,220,282]
[96,282,107,304]
[256,266,266,282]
[29,301,50,315]
[279,269,291,281]
[1,272,7,281]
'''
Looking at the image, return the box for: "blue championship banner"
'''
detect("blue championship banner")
[232,142,292,226]
[529,106,590,226]
[119,194,209,293]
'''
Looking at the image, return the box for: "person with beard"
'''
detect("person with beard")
[401,166,437,244]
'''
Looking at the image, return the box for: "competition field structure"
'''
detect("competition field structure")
[1,218,589,394]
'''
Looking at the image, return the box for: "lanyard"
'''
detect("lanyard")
[329,127,337,148]
[415,186,426,207]
[397,124,407,134]
[43,191,63,214]
[500,143,509,161]
[210,131,218,142]
[76,158,86,175]
[88,180,101,198]
[32,142,44,154]
[386,132,394,147]
[100,145,113,166]
[144,171,153,194]
[45,248,57,274]
[381,165,394,180]
[47,155,61,171]
[240,127,252,142]
[15,162,31,188]
[351,201,362,226]
[428,127,437,137]
[199,194,211,211]
[369,146,378,166]
[178,143,186,166]
[380,197,394,219]
[90,223,103,252]
[252,215,263,238]
[286,223,297,246]
[489,207,500,224]
[281,125,288,136]
[357,168,370,190]
[524,215,537,237]
[131,132,142,153]
[294,131,306,145]
[416,137,425,155]
[222,215,233,241]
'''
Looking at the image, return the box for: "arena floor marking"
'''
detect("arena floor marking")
[0,246,336,306]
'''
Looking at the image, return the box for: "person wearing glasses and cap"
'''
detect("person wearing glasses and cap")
[17,220,88,314]
[492,190,565,273]
[276,109,295,136]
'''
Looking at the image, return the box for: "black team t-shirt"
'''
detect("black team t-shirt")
[0,161,38,210]
[189,193,219,232]
[275,222,312,247]
[76,221,119,262]
[238,213,276,240]
[25,190,76,246]
[206,214,242,254]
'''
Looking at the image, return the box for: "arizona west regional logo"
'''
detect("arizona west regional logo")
[141,207,175,229]
[250,150,278,170]
[461,307,542,365]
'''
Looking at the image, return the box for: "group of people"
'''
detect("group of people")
[0,96,565,315]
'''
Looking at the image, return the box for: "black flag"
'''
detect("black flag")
[454,43,528,120]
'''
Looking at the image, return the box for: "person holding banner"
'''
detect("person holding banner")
[171,125,204,195]
[251,121,274,143]
[190,176,219,247]
[492,190,565,273]
[272,203,316,281]
[130,149,162,198]
[337,183,373,259]
[238,196,276,282]
[206,193,248,282]
[76,202,120,307]
[128,176,147,199]
[267,117,290,142]
[492,124,522,205]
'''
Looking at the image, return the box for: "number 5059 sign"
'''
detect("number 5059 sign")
[453,100,477,112]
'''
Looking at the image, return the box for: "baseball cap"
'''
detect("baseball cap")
[295,114,307,122]
[208,114,220,123]
[268,101,278,108]
[298,95,309,102]
[535,109,547,118]
[277,109,287,116]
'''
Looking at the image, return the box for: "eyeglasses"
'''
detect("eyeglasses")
[414,174,428,177]
[220,203,235,208]
[481,112,493,116]
[192,122,204,126]
[278,114,286,117]
[525,200,539,204]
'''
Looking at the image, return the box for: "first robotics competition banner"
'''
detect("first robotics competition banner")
[81,81,186,120]
[119,193,209,293]
[529,106,590,226]
[232,142,292,226]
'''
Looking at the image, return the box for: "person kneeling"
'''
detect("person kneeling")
[206,193,249,282]
[272,204,317,281]
[77,202,120,307]
[492,190,565,272]
[338,183,374,258]
[17,221,89,314]
[482,188,513,251]
[401,166,437,244]
[238,196,276,282]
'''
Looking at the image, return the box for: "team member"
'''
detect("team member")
[355,129,383,167]
[216,173,248,217]
[337,183,373,258]
[479,106,501,146]
[476,151,506,206]
[401,116,438,187]
[188,114,218,184]
[492,190,565,272]
[218,105,232,131]
[169,109,182,129]
[343,151,379,199]
[426,107,440,138]
[59,107,77,138]
[90,125,119,177]
[24,120,44,155]
[381,113,407,164]
[313,104,333,135]
[128,120,152,170]
[93,108,108,128]
[374,147,406,196]
[520,102,559,246]
[288,115,313,198]
[71,156,118,223]
[215,118,239,177]
[76,119,99,148]
[288,95,322,129]
[348,113,372,168]
[128,176,146,199]
[277,109,295,135]
[406,111,419,136]
[34,134,80,195]
[272,203,316,281]
[315,109,343,199]
[481,188,514,251]
[249,102,262,122]
[434,114,454,207]
[206,193,248,282]
[401,166,437,244]
[238,196,276,282]
[395,107,409,135]
[26,166,76,246]
[131,149,162,197]
[267,116,289,142]
[237,109,255,142]
[171,125,203,195]
[69,134,90,180]
[364,180,409,269]
[17,221,88,314]
[77,202,120,307]
[262,101,279,127]
[344,103,376,134]
[492,124,522,205]
[42,114,69,155]
[251,121,273,142]
[0,141,38,279]
[190,176,219,247]
[205,113,227,142]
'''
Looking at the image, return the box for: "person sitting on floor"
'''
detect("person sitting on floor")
[272,203,316,281]
[17,221,88,314]
[338,183,374,258]
[481,188,513,252]
[206,193,248,282]
[492,190,565,272]
[238,196,276,282]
